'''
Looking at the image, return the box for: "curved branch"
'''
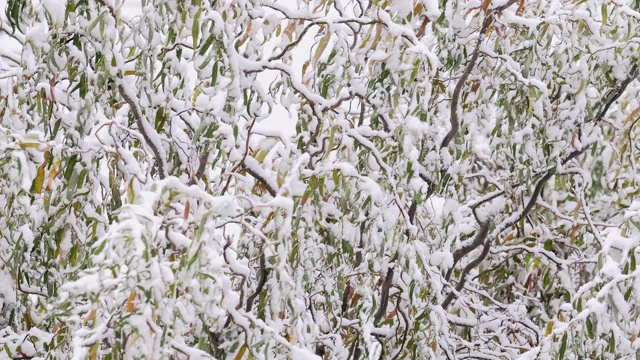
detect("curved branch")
[118,83,168,179]
[246,251,268,312]
[445,220,491,282]
[442,234,492,309]
[441,0,518,149]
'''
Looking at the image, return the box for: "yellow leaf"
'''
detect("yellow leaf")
[312,0,327,13]
[46,160,61,192]
[313,30,331,66]
[19,142,40,149]
[545,320,554,335]
[234,343,247,360]
[90,343,99,360]
[255,149,270,163]
[370,23,383,51]
[126,291,136,313]
[192,87,201,107]
[502,232,514,244]
[359,25,375,50]
[302,60,311,84]
[283,21,297,41]
[262,212,275,228]
[237,21,253,48]
[33,163,46,194]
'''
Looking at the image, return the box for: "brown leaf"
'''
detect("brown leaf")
[236,21,253,48]
[126,291,136,313]
[184,200,190,219]
[385,309,397,320]
[470,80,481,93]
[516,0,526,16]
[84,309,96,325]
[480,0,491,14]
[502,232,514,244]
[283,21,297,41]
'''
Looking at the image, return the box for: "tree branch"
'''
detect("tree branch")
[118,83,167,179]
[242,164,277,197]
[445,220,491,282]
[441,0,518,149]
[373,254,397,326]
[246,251,268,312]
[442,232,492,309]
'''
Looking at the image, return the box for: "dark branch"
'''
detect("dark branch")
[441,0,518,149]
[445,220,491,281]
[243,164,277,197]
[118,84,167,179]
[442,233,492,309]
[373,254,397,326]
[246,252,268,312]
[188,151,209,185]
[595,64,639,124]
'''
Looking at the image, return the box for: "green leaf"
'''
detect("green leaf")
[212,61,219,84]
[86,11,105,34]
[586,317,595,339]
[199,35,214,56]
[608,331,615,352]
[192,8,203,49]
[558,333,567,359]
[92,239,107,255]
[6,0,25,33]
[155,107,166,131]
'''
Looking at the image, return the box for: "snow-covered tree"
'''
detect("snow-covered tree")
[1,0,640,358]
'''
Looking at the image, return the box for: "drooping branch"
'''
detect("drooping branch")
[220,118,278,197]
[439,25,485,149]
[342,220,366,315]
[373,253,399,331]
[443,158,556,309]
